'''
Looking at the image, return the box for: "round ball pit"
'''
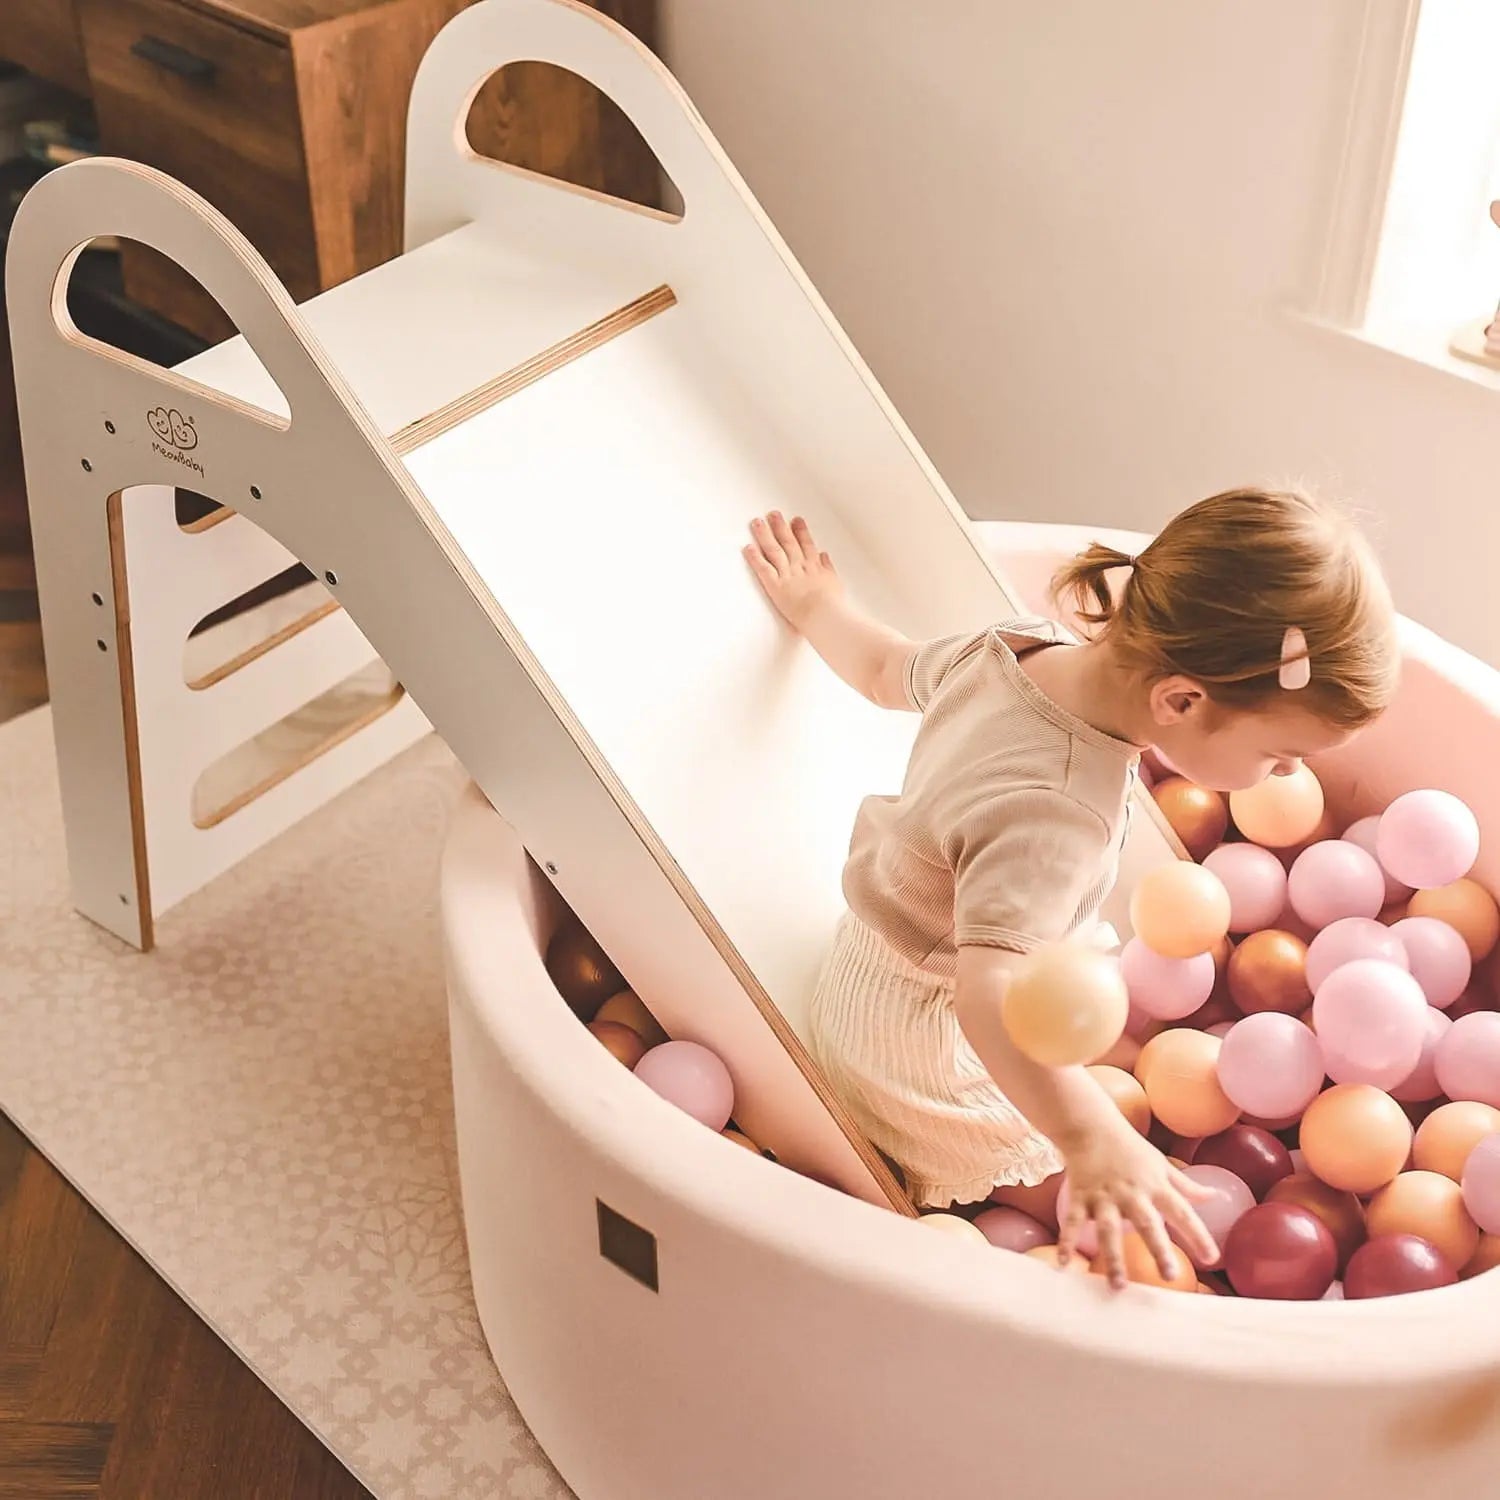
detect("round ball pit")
[443,522,1500,1500]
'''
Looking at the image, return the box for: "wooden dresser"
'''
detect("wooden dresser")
[2,0,659,341]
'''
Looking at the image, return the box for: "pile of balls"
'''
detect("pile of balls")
[981,762,1500,1301]
[544,917,763,1156]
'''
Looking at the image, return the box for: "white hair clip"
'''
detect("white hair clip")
[1279,627,1311,691]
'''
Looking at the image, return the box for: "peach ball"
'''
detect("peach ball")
[1407,880,1499,962]
[595,989,669,1047]
[1090,1234,1198,1293]
[1002,946,1129,1066]
[1229,764,1325,848]
[1412,1100,1500,1181]
[1300,1085,1413,1196]
[1463,1234,1500,1280]
[1366,1170,1481,1271]
[1136,1029,1240,1138]
[918,1214,989,1246]
[588,1019,649,1068]
[1129,862,1232,960]
[721,1129,762,1154]
[1088,1064,1152,1136]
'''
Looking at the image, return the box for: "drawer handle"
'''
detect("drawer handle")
[130,35,217,84]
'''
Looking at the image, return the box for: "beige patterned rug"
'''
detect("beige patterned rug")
[0,706,573,1499]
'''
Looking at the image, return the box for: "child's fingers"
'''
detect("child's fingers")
[743,544,779,586]
[767,511,801,562]
[748,516,788,572]
[1055,1199,1088,1268]
[790,514,820,562]
[1092,1199,1128,1291]
[1121,1191,1177,1280]
[1158,1188,1219,1268]
[1169,1164,1216,1203]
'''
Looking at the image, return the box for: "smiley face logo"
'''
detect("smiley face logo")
[147,405,198,450]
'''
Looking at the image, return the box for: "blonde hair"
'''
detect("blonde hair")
[1051,488,1398,728]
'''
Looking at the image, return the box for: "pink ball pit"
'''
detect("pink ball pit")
[441,522,1500,1500]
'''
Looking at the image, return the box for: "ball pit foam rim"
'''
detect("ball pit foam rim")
[442,781,1500,1386]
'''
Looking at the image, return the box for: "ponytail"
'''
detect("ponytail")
[1051,544,1136,629]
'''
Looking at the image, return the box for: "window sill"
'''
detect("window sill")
[1284,308,1500,399]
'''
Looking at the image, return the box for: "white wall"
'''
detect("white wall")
[659,0,1498,665]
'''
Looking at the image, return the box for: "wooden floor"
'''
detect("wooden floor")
[1,350,371,1500]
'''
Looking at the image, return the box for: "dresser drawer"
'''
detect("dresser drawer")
[4,0,90,96]
[75,0,320,338]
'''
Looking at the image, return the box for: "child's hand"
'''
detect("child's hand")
[1056,1112,1219,1290]
[744,512,842,631]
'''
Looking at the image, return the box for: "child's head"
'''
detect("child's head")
[1053,488,1398,792]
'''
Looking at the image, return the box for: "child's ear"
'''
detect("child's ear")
[1149,676,1206,725]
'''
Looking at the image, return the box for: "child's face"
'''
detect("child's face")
[1147,686,1353,793]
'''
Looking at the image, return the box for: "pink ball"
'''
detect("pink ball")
[1203,844,1289,933]
[1287,841,1386,930]
[1322,1280,1345,1301]
[1305,917,1410,995]
[1390,1007,1453,1103]
[1217,1012,1325,1119]
[1377,790,1481,891]
[1120,938,1216,1021]
[1173,1163,1255,1270]
[972,1206,1053,1252]
[633,1040,735,1130]
[1312,960,1429,1089]
[1390,916,1473,1010]
[1207,1021,1236,1038]
[1343,815,1414,906]
[1435,1013,1500,1107]
[1461,1133,1500,1235]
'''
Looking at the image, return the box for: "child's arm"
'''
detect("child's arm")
[744,512,917,710]
[954,945,1218,1289]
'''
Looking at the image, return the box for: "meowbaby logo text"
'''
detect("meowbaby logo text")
[147,405,205,476]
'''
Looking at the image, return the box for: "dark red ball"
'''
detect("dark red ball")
[1194,1125,1295,1201]
[1223,1203,1338,1300]
[1343,1234,1459,1300]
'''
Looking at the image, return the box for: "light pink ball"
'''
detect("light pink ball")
[1343,815,1414,906]
[1312,959,1429,1089]
[1377,790,1481,890]
[1287,840,1386,930]
[1461,1133,1500,1235]
[1173,1163,1255,1270]
[1203,843,1288,934]
[1217,1012,1325,1119]
[1435,1013,1500,1107]
[1305,917,1410,995]
[972,1206,1053,1252]
[1120,938,1216,1021]
[1322,1281,1346,1301]
[633,1040,735,1130]
[1391,1007,1453,1103]
[1390,916,1473,1010]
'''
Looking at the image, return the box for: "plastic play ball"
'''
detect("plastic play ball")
[1129,862,1232,960]
[1174,1164,1255,1270]
[1119,939,1216,1021]
[918,1213,989,1246]
[1343,1233,1458,1299]
[1229,764,1325,849]
[1366,1170,1480,1271]
[545,921,624,1019]
[1223,1202,1338,1300]
[1216,1013,1325,1119]
[1413,1101,1500,1181]
[595,989,669,1047]
[1390,1008,1453,1103]
[1408,880,1500,962]
[1135,1029,1240,1137]
[1377,790,1480,891]
[1390,916,1472,1009]
[1194,1124,1294,1201]
[1267,1174,1366,1272]
[1202,843,1288,934]
[1286,840,1387,929]
[1343,815,1414,906]
[1088,1234,1198,1293]
[1461,1134,1500,1235]
[1463,1234,1500,1279]
[1227,930,1312,1015]
[1001,946,1129,1067]
[1025,1243,1092,1274]
[721,1128,762,1154]
[634,1041,735,1130]
[1434,1013,1500,1107]
[1304,916,1409,995]
[588,1019,649,1068]
[1312,959,1429,1089]
[972,1206,1053,1252]
[990,1174,1063,1230]
[1086,1065,1152,1135]
[1152,778,1230,861]
[1300,1085,1413,1195]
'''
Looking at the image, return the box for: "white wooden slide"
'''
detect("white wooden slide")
[6,0,1182,1209]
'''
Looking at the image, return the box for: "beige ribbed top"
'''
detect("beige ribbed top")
[842,619,1139,977]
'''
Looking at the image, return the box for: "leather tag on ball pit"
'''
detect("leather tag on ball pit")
[597,1201,659,1292]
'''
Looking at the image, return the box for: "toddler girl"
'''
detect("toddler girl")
[744,489,1397,1288]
